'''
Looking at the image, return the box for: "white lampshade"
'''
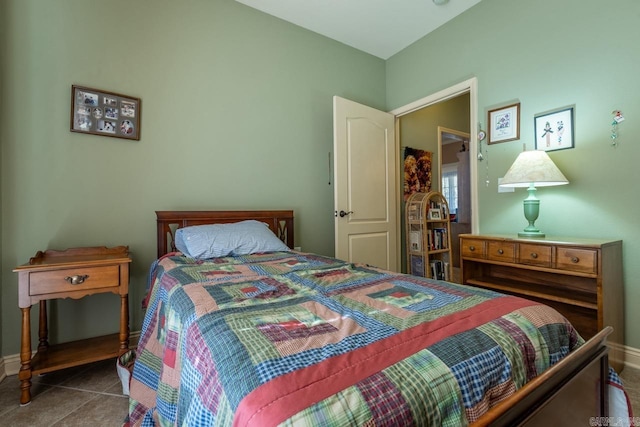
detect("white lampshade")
[499,150,569,188]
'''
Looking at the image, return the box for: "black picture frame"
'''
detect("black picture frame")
[534,106,574,151]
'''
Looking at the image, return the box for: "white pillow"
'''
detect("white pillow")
[174,220,290,259]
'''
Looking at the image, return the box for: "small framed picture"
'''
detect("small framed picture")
[534,106,574,151]
[428,208,442,220]
[488,102,520,144]
[71,85,141,140]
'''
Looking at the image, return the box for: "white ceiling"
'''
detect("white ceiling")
[234,0,482,59]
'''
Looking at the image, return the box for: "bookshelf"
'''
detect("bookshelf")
[405,191,452,280]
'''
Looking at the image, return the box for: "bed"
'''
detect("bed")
[128,210,624,426]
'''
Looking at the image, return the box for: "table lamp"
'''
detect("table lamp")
[499,150,569,237]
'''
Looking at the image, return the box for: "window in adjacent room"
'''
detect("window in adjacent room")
[441,163,458,216]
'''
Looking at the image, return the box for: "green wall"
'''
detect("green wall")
[400,93,471,186]
[2,0,639,358]
[387,0,640,348]
[0,0,385,355]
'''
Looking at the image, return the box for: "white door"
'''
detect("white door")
[333,96,398,271]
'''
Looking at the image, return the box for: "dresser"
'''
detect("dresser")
[459,234,624,372]
[14,246,131,404]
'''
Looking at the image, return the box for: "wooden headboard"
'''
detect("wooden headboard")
[156,210,294,258]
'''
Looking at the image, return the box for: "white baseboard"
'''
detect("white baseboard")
[621,343,640,370]
[1,333,638,377]
[1,331,141,377]
[3,352,23,377]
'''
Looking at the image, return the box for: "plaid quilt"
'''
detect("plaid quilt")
[128,251,583,426]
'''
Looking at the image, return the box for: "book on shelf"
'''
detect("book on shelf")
[426,228,448,250]
[429,259,446,280]
[432,228,448,250]
[410,255,425,276]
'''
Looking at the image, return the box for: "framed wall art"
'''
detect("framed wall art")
[487,102,520,144]
[534,106,574,151]
[70,85,141,140]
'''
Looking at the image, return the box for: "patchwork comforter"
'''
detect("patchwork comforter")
[128,251,583,426]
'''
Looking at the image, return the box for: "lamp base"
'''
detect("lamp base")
[518,230,545,238]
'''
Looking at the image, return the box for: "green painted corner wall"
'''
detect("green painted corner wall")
[1,0,639,358]
[0,0,386,355]
[387,0,640,348]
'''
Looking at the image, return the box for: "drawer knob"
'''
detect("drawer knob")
[469,246,475,251]
[530,253,538,259]
[571,257,580,263]
[64,275,89,285]
[497,249,504,255]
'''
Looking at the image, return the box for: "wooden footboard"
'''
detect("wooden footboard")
[474,326,612,426]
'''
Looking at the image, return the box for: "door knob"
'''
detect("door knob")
[339,210,353,217]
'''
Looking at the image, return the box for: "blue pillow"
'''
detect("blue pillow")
[174,220,290,259]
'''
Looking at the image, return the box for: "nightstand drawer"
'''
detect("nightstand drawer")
[461,239,485,258]
[557,248,597,274]
[487,241,515,262]
[518,243,552,267]
[30,265,120,296]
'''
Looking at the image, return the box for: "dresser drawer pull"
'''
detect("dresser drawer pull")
[571,257,580,263]
[530,253,538,259]
[497,249,504,255]
[469,246,475,251]
[64,275,89,285]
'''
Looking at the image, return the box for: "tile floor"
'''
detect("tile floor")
[0,360,638,426]
[622,366,640,417]
[0,359,128,426]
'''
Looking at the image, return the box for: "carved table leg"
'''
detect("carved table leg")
[38,300,49,351]
[119,294,129,354]
[19,307,32,405]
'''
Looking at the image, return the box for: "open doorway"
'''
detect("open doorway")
[391,78,477,281]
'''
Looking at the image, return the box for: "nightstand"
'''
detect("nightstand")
[14,246,131,405]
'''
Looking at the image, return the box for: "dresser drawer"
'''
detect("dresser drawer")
[556,247,597,274]
[461,239,486,259]
[487,241,515,262]
[518,243,552,267]
[29,265,121,296]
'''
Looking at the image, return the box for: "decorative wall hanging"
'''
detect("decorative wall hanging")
[71,85,141,140]
[403,147,432,201]
[477,124,486,161]
[534,106,574,151]
[487,102,520,144]
[610,110,624,147]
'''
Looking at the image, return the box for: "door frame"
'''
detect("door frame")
[389,77,479,234]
